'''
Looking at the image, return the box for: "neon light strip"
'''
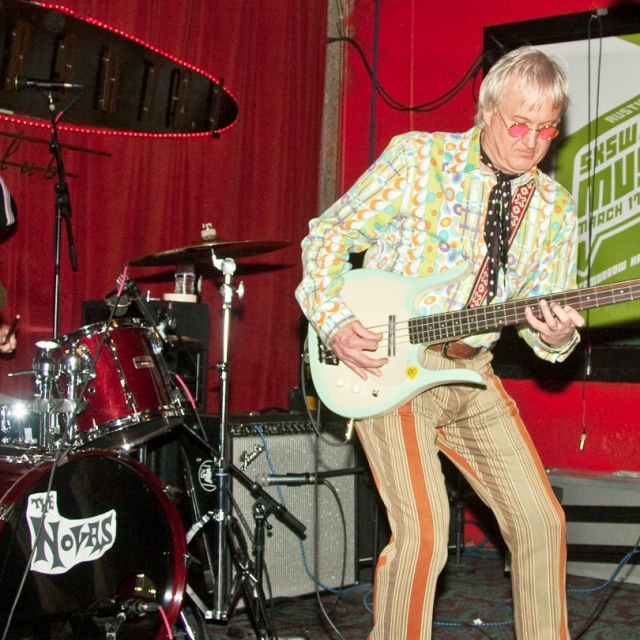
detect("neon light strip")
[3,1,239,138]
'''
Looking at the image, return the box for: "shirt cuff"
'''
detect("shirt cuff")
[308,302,357,346]
[532,329,581,362]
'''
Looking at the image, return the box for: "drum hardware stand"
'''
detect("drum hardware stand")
[8,341,63,450]
[8,339,90,451]
[208,252,241,622]
[179,418,306,638]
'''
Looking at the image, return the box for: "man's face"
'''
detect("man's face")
[481,76,561,175]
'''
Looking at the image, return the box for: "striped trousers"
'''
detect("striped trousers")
[355,347,568,639]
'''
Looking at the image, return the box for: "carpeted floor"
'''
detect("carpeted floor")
[184,549,640,639]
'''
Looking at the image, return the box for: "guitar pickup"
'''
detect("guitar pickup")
[317,336,339,366]
[388,315,396,357]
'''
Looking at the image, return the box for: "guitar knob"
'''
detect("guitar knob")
[335,378,346,388]
[351,384,363,394]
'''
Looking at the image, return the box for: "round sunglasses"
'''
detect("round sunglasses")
[497,109,559,140]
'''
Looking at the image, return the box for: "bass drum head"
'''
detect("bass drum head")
[0,450,186,639]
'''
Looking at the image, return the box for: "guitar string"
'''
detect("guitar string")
[354,283,640,351]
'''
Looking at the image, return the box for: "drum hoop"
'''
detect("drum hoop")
[56,317,154,344]
[74,409,185,448]
[0,449,187,624]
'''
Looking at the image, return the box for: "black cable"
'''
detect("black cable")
[300,344,352,449]
[318,479,349,613]
[328,36,484,113]
[578,9,604,460]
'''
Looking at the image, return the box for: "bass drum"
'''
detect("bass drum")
[0,450,187,639]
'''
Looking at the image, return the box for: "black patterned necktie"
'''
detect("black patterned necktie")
[481,148,521,302]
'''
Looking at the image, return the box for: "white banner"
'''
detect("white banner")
[542,36,640,326]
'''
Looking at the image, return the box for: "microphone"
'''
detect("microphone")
[120,598,160,618]
[120,278,167,337]
[257,473,316,486]
[106,277,169,339]
[14,75,84,91]
[93,598,160,619]
[104,290,131,317]
[256,467,366,486]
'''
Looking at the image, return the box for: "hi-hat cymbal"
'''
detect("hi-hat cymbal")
[128,239,292,267]
[0,391,22,405]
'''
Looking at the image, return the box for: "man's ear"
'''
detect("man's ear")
[482,108,494,129]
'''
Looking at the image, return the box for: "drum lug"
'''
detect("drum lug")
[164,484,182,501]
[210,509,225,522]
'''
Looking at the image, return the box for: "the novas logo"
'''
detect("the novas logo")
[26,491,117,575]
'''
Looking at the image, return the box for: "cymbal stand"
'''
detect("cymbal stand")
[210,252,243,620]
[181,251,306,636]
[180,423,306,636]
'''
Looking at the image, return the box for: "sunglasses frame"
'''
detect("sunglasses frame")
[496,108,560,140]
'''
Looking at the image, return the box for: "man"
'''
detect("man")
[296,47,584,639]
[0,174,16,354]
[0,311,16,353]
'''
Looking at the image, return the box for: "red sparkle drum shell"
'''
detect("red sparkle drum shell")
[0,449,187,639]
[56,319,186,450]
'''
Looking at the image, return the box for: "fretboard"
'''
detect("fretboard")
[408,279,640,344]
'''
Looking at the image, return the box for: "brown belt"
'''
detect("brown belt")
[428,341,481,360]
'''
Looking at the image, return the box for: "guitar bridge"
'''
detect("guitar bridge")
[317,336,339,366]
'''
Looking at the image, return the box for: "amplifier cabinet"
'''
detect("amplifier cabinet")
[226,414,358,599]
[547,468,640,584]
[150,413,361,602]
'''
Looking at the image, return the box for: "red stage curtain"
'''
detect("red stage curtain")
[0,1,327,415]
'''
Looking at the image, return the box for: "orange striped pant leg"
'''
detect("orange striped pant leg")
[418,355,568,639]
[355,402,450,640]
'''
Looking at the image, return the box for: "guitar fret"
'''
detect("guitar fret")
[408,279,640,345]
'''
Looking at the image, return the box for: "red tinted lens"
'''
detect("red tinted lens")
[507,123,530,138]
[538,127,559,140]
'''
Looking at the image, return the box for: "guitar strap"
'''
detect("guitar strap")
[466,179,536,308]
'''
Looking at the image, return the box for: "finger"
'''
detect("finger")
[343,359,384,380]
[540,300,561,331]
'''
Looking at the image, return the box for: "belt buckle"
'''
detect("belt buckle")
[441,342,454,360]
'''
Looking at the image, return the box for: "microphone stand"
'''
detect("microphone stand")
[43,90,81,338]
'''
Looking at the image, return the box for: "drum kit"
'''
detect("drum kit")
[0,239,304,640]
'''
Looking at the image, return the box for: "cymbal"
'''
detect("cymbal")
[128,239,292,267]
[0,391,22,405]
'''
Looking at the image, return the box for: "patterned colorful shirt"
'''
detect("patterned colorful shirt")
[296,126,580,362]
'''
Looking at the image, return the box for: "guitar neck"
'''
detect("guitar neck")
[409,278,640,344]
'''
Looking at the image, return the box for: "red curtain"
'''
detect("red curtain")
[0,1,327,415]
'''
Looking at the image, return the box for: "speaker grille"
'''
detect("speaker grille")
[229,420,358,599]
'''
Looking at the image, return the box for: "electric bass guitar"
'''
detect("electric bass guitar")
[307,263,640,419]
